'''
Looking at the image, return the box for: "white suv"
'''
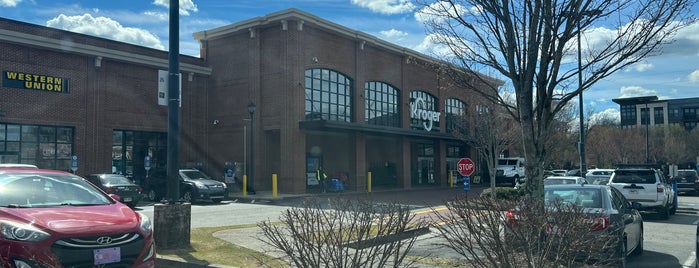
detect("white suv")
[609,168,675,219]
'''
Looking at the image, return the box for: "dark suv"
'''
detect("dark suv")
[143,168,227,203]
[672,169,699,195]
[609,168,676,219]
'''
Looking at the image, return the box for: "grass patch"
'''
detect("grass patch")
[157,224,287,268]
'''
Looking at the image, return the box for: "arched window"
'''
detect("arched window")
[409,91,440,131]
[304,68,353,122]
[445,98,466,133]
[365,81,400,127]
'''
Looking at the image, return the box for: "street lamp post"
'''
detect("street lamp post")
[247,101,256,194]
[577,12,587,177]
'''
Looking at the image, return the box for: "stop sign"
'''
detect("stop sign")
[457,158,475,176]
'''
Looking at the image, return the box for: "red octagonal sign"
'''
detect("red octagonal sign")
[457,158,475,176]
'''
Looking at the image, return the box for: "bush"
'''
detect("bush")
[432,196,621,268]
[258,198,430,268]
[479,186,525,200]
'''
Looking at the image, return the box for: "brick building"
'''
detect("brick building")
[1,9,496,194]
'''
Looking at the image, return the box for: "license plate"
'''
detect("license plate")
[94,247,120,265]
[629,189,638,194]
[123,197,132,202]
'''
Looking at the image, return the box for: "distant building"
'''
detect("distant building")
[613,96,699,130]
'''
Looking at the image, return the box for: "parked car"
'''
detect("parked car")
[565,169,583,176]
[85,174,143,208]
[0,167,155,267]
[543,176,589,185]
[143,168,227,203]
[586,169,615,185]
[608,168,675,219]
[671,169,699,195]
[0,163,38,168]
[551,169,567,176]
[506,184,643,267]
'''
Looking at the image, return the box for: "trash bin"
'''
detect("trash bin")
[329,178,344,192]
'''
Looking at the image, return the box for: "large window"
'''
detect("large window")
[409,91,439,131]
[640,107,650,125]
[445,98,466,133]
[0,123,73,169]
[365,81,400,127]
[654,107,664,125]
[112,130,167,180]
[304,68,353,122]
[620,104,636,125]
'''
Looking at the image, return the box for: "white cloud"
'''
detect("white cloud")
[590,108,620,124]
[632,62,654,72]
[0,0,21,7]
[618,86,657,98]
[46,14,164,50]
[351,0,414,15]
[688,70,699,83]
[152,0,198,16]
[379,29,407,39]
[415,2,470,24]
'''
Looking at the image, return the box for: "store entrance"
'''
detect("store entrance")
[412,142,436,186]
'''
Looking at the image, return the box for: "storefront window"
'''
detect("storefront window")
[445,98,466,133]
[410,91,440,132]
[112,130,166,181]
[365,81,400,127]
[0,123,73,169]
[304,68,353,122]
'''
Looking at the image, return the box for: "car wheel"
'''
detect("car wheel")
[658,206,670,220]
[670,202,677,215]
[630,229,643,256]
[147,189,158,202]
[614,237,627,268]
[182,190,193,203]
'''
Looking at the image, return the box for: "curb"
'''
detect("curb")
[156,255,239,268]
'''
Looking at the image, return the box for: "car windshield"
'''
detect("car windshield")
[545,188,603,208]
[100,175,134,185]
[587,177,610,185]
[0,173,112,208]
[612,170,656,184]
[182,170,210,180]
[544,178,578,185]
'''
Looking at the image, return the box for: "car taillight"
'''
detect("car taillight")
[505,210,518,227]
[695,177,699,183]
[104,187,115,194]
[587,216,610,231]
[657,185,664,193]
[137,186,142,193]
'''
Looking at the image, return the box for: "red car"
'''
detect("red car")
[0,167,155,268]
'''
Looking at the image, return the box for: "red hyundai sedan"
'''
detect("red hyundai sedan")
[0,167,155,268]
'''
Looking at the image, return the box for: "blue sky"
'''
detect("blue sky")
[2,0,699,122]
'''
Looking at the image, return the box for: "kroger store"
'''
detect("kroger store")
[0,8,497,194]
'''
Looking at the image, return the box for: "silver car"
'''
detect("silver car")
[586,169,614,185]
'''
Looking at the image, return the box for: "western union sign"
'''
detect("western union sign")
[3,71,70,93]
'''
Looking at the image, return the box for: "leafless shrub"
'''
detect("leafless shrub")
[432,196,621,268]
[258,198,430,268]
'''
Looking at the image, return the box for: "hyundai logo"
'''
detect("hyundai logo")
[96,236,113,245]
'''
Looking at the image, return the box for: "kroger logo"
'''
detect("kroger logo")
[410,97,440,131]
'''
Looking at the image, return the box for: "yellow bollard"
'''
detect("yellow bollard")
[272,174,278,198]
[243,174,247,196]
[367,172,372,193]
[450,171,454,188]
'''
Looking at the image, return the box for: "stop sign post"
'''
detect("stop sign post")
[457,158,475,192]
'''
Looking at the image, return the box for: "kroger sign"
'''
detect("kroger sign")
[410,97,441,131]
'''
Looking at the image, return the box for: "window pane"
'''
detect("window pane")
[21,126,38,142]
[7,125,20,141]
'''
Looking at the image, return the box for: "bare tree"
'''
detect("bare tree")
[451,102,521,197]
[414,0,696,198]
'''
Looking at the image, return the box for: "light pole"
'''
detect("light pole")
[575,8,601,177]
[577,15,586,177]
[247,101,256,194]
[644,102,650,163]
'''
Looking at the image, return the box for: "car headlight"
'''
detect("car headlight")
[137,212,153,235]
[194,181,207,189]
[0,221,50,242]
